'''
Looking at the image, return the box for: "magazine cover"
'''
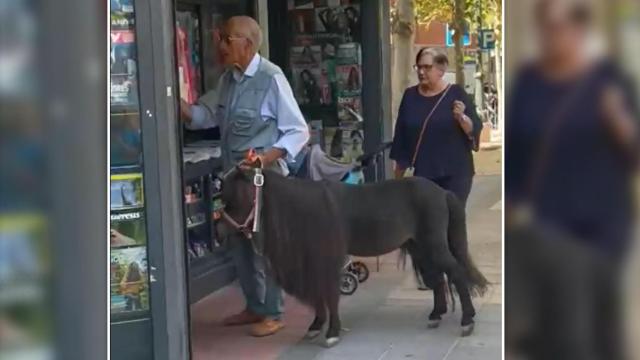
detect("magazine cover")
[313,6,347,35]
[290,9,316,35]
[111,0,134,13]
[111,42,136,76]
[336,42,361,65]
[309,120,324,146]
[110,113,142,167]
[314,7,330,32]
[110,210,147,248]
[176,26,197,104]
[339,127,364,163]
[324,127,346,160]
[341,4,361,42]
[111,11,135,31]
[290,45,322,66]
[291,66,323,106]
[110,173,144,210]
[336,64,362,97]
[110,76,139,107]
[337,96,362,122]
[318,66,333,105]
[110,246,149,313]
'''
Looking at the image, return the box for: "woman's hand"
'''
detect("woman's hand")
[453,100,466,121]
[453,100,473,135]
[600,84,639,159]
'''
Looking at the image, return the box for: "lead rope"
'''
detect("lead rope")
[250,166,265,256]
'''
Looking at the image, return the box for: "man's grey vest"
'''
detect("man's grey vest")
[202,57,284,169]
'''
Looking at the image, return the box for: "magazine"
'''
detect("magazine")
[111,246,150,313]
[110,113,141,167]
[290,9,316,35]
[176,26,197,104]
[290,45,322,66]
[110,173,144,210]
[111,42,137,76]
[336,42,361,65]
[339,127,364,163]
[309,120,324,146]
[337,96,362,122]
[110,210,147,248]
[324,127,344,159]
[291,66,323,106]
[111,12,135,31]
[336,64,362,97]
[110,77,139,107]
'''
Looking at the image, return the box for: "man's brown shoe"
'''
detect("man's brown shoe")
[249,319,284,337]
[222,310,264,326]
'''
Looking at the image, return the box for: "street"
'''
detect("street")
[191,149,502,360]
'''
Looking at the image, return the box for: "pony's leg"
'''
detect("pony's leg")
[324,285,342,348]
[422,265,447,328]
[433,250,476,336]
[305,300,326,339]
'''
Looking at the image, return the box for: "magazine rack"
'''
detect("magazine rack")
[183,156,236,303]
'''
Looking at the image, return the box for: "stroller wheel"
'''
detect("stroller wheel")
[351,261,370,283]
[340,273,358,296]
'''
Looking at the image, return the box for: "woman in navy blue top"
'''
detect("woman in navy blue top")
[390,48,482,294]
[390,48,482,205]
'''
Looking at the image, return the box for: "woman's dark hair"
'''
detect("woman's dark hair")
[415,47,449,67]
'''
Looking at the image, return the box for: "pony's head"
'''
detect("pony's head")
[217,152,264,238]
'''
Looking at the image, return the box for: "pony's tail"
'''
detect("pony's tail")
[446,191,489,297]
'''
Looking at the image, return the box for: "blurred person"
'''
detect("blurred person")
[505,0,639,359]
[179,16,309,337]
[390,47,482,292]
[506,0,639,260]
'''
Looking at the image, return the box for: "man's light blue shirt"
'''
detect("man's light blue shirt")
[186,53,309,162]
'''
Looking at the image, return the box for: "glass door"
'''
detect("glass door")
[110,0,155,358]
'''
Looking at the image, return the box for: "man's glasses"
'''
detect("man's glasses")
[413,64,434,72]
[216,32,248,45]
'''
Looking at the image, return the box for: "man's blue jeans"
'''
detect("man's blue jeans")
[229,234,284,319]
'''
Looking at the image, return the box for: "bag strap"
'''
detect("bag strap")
[410,84,452,168]
[523,73,594,201]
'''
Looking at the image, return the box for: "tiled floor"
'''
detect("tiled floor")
[190,285,314,360]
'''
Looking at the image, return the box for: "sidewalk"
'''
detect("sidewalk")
[191,175,502,360]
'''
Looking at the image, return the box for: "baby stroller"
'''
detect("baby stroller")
[290,141,392,295]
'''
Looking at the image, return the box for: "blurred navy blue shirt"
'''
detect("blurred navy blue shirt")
[506,61,639,256]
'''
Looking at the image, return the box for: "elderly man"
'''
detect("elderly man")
[180,16,309,337]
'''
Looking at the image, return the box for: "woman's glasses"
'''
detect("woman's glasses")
[413,64,434,72]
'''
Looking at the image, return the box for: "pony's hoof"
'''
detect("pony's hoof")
[461,323,475,337]
[305,330,322,340]
[427,319,441,329]
[324,337,341,348]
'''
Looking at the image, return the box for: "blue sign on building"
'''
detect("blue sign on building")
[445,24,471,48]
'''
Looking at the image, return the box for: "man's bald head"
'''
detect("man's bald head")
[226,16,262,53]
